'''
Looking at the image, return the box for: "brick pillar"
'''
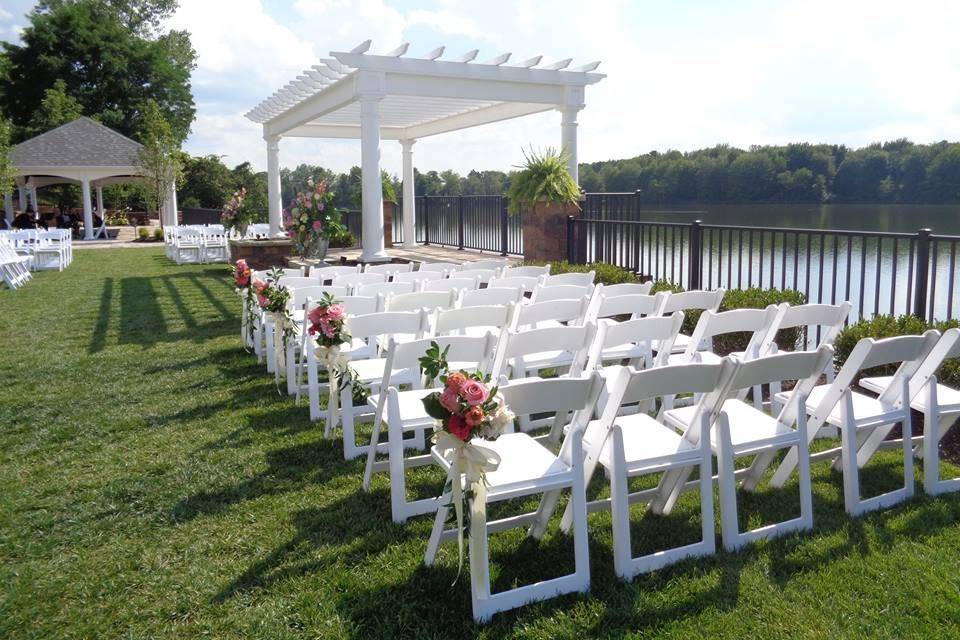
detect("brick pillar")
[383,200,395,248]
[522,200,580,263]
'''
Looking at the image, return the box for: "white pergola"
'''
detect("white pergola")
[246,40,605,262]
[6,117,178,238]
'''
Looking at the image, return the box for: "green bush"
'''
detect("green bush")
[522,260,640,285]
[153,227,164,241]
[137,227,150,241]
[329,230,356,248]
[834,315,960,386]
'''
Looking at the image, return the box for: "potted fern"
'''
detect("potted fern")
[506,147,582,262]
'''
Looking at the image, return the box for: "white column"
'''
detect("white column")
[96,186,105,236]
[28,186,38,215]
[400,139,417,248]
[165,180,178,227]
[17,185,27,212]
[360,96,388,262]
[81,178,94,240]
[561,107,580,186]
[4,191,12,225]
[265,135,283,237]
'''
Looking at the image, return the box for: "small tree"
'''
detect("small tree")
[137,100,182,226]
[0,116,15,203]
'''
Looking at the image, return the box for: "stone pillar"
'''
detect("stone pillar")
[561,107,580,186]
[521,201,580,263]
[81,178,94,240]
[401,139,416,248]
[266,135,283,237]
[359,95,388,262]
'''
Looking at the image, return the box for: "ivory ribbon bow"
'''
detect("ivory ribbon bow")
[434,431,501,577]
[272,312,293,390]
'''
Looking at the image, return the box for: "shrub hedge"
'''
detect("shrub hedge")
[522,260,640,285]
[153,227,164,241]
[834,315,960,386]
[137,227,150,241]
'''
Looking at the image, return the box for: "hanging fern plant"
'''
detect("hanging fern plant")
[506,147,581,215]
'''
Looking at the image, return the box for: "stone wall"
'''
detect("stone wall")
[522,201,579,263]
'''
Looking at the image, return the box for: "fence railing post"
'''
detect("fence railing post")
[423,196,430,245]
[457,194,465,250]
[566,215,576,263]
[688,219,702,290]
[500,197,509,256]
[634,189,642,218]
[914,227,932,319]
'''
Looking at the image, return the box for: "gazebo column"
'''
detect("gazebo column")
[359,95,388,262]
[265,135,283,237]
[560,106,580,185]
[400,139,417,248]
[17,185,27,212]
[28,186,39,215]
[4,191,12,225]
[167,180,178,227]
[81,178,94,240]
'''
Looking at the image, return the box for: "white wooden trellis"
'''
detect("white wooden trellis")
[246,40,604,262]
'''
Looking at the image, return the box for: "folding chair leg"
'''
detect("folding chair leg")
[308,355,322,423]
[840,415,863,516]
[716,422,742,551]
[608,431,633,578]
[424,497,451,566]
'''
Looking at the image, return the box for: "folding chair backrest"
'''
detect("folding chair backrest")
[290,285,341,310]
[278,276,316,290]
[540,271,595,287]
[422,276,480,293]
[387,334,498,386]
[764,302,851,353]
[459,286,523,308]
[586,312,684,370]
[501,265,550,278]
[395,270,446,284]
[829,331,940,408]
[532,283,595,303]
[487,275,540,294]
[356,281,417,298]
[310,265,361,282]
[364,262,411,275]
[452,268,497,284]
[457,259,510,272]
[499,374,605,449]
[908,328,960,398]
[514,296,589,329]
[492,323,597,379]
[660,288,725,314]
[417,262,459,273]
[434,303,516,336]
[333,272,386,291]
[331,295,379,316]
[589,292,667,321]
[684,305,784,360]
[278,267,304,278]
[348,309,429,343]
[386,289,457,312]
[598,282,654,297]
[731,346,834,425]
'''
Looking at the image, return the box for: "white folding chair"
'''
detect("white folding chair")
[385,290,458,313]
[760,302,851,382]
[596,282,654,297]
[395,270,446,286]
[422,276,480,294]
[416,261,459,273]
[859,328,960,496]
[459,286,523,308]
[333,272,387,294]
[487,275,541,295]
[424,374,604,623]
[530,283,595,304]
[660,289,725,353]
[585,291,666,323]
[770,332,940,515]
[500,265,550,279]
[310,264,361,284]
[174,229,203,265]
[452,268,498,285]
[539,271,595,287]
[456,258,510,272]
[356,281,417,298]
[434,303,517,339]
[584,312,684,373]
[561,360,738,578]
[365,262,412,276]
[362,334,499,522]
[201,227,230,263]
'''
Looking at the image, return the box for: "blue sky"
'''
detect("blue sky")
[2,1,959,174]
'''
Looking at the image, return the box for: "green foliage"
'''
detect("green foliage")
[27,79,82,136]
[834,315,960,386]
[0,116,14,197]
[153,226,163,241]
[180,154,233,209]
[2,0,196,143]
[105,210,130,226]
[229,162,268,218]
[137,227,150,241]
[506,147,581,214]
[524,260,640,286]
[328,229,356,248]
[136,100,182,217]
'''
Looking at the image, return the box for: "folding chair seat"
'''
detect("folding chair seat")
[660,289,725,353]
[558,360,738,578]
[424,374,604,623]
[770,332,940,515]
[362,334,499,522]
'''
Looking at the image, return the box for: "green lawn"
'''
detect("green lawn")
[2,247,960,639]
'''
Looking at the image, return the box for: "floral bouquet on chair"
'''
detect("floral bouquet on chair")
[253,269,295,389]
[233,259,256,349]
[419,341,514,572]
[307,292,368,401]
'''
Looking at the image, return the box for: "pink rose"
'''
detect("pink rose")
[461,380,488,406]
[257,294,269,308]
[445,371,467,393]
[307,306,325,328]
[312,220,322,231]
[447,414,471,441]
[439,387,460,412]
[319,318,334,339]
[326,304,344,321]
[465,405,485,427]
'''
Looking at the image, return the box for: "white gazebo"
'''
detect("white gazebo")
[245,41,605,262]
[6,117,178,238]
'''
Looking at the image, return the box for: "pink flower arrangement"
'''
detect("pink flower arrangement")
[283,177,346,258]
[233,259,251,288]
[307,293,350,348]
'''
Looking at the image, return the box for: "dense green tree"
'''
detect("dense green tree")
[229,162,267,216]
[925,147,960,203]
[0,116,15,199]
[1,0,196,143]
[179,154,232,209]
[28,79,83,135]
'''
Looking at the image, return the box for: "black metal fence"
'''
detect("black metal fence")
[392,195,522,255]
[568,212,960,323]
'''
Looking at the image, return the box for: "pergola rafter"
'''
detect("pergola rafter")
[246,40,604,262]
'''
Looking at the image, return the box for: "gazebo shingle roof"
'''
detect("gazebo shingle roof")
[11,117,144,167]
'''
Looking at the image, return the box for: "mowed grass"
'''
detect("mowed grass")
[2,247,960,639]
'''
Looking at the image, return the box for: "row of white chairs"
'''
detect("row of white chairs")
[0,237,33,289]
[0,229,72,272]
[165,225,233,265]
